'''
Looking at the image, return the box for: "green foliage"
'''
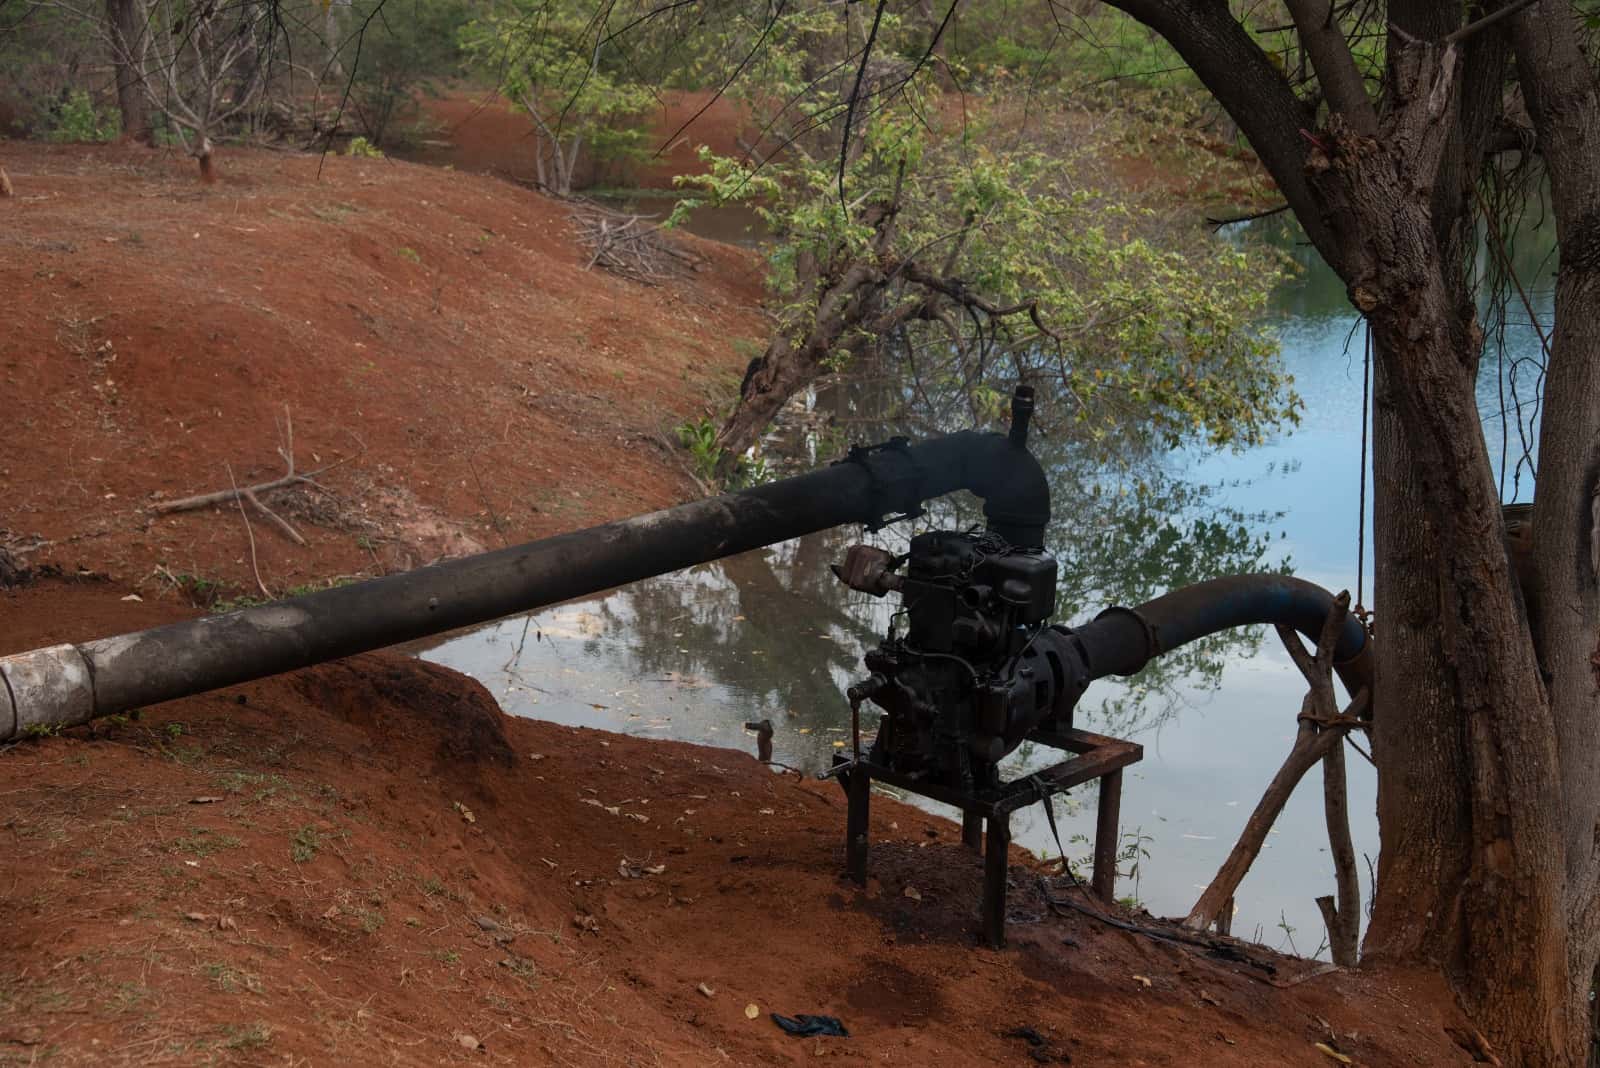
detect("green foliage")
[460,1,654,193]
[0,3,105,135]
[173,829,243,857]
[675,417,723,481]
[949,4,1194,92]
[344,136,384,159]
[673,84,1295,458]
[339,0,471,146]
[677,416,770,488]
[291,825,321,863]
[41,89,119,143]
[222,1023,272,1050]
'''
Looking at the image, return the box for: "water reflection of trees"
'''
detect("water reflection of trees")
[594,439,1283,753]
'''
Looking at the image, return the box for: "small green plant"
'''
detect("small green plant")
[174,829,243,857]
[22,723,61,739]
[500,955,538,982]
[344,136,385,159]
[164,722,186,740]
[222,1023,272,1050]
[291,825,321,863]
[675,417,722,481]
[105,981,149,1014]
[436,949,460,964]
[1116,826,1154,909]
[397,247,421,263]
[204,962,262,994]
[42,89,119,143]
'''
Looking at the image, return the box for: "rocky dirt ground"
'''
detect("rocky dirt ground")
[0,133,1481,1065]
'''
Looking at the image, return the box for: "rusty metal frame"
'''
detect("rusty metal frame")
[842,727,1142,949]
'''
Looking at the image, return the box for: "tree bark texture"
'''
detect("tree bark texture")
[715,259,887,475]
[1509,5,1600,1043]
[105,0,151,143]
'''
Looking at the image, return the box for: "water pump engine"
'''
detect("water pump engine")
[834,530,1093,792]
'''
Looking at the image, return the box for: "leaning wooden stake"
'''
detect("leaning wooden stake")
[1316,733,1362,965]
[0,167,13,198]
[1183,592,1370,938]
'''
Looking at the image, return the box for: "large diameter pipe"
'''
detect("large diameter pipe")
[0,415,1051,741]
[1069,574,1374,699]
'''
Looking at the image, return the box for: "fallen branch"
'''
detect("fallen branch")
[152,406,344,545]
[227,462,271,600]
[155,471,308,515]
[1184,592,1369,934]
[571,202,703,285]
[243,489,306,546]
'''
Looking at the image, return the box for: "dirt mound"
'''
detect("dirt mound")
[290,655,517,768]
[0,138,762,598]
[0,580,1476,1066]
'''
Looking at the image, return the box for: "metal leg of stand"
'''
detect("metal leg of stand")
[961,809,983,852]
[845,766,871,885]
[1092,768,1123,903]
[982,813,1011,949]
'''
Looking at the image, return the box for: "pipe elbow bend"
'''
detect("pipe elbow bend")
[947,432,1051,549]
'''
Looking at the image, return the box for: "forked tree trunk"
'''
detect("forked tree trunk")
[1088,1,1599,1058]
[714,260,886,477]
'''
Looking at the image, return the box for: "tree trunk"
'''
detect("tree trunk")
[1362,350,1472,966]
[322,2,345,82]
[1086,1,1595,1058]
[105,0,151,144]
[1342,160,1570,1062]
[715,261,888,478]
[197,138,216,184]
[1509,10,1600,1055]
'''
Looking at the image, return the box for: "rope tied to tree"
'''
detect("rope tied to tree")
[1354,324,1372,629]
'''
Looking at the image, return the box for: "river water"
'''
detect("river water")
[419,209,1554,957]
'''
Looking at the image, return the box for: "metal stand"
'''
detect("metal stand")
[841,727,1142,949]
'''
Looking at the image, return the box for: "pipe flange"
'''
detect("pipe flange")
[0,644,95,741]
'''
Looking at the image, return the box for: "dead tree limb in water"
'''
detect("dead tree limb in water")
[1183,591,1369,952]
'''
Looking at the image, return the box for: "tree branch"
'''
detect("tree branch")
[1093,0,1339,266]
[1285,0,1377,134]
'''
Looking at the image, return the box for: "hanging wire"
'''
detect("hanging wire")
[1355,324,1371,621]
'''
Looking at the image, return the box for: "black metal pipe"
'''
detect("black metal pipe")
[0,394,1052,739]
[1067,574,1373,699]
